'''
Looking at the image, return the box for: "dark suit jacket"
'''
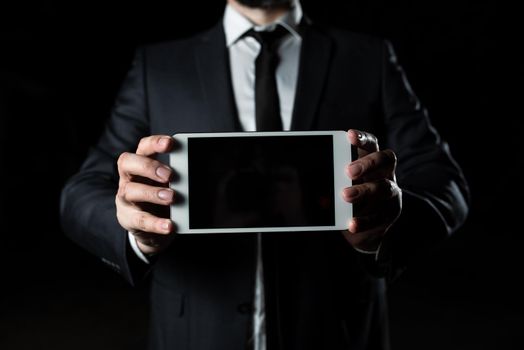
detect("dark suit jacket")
[60,20,469,350]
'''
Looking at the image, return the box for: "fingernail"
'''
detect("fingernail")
[158,189,173,201]
[156,166,171,181]
[161,220,171,231]
[349,163,362,178]
[344,187,359,200]
[158,137,170,148]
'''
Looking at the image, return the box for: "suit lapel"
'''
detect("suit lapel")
[194,23,241,132]
[290,25,333,131]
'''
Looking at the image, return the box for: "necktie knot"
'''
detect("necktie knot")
[245,25,289,52]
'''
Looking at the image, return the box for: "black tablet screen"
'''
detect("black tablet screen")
[188,135,335,229]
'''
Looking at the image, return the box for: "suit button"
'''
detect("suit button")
[237,302,253,314]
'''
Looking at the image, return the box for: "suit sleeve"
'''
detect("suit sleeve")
[360,40,470,281]
[60,47,151,285]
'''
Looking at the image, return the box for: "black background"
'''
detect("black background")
[1,0,523,349]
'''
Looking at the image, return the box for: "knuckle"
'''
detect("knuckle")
[391,180,402,197]
[142,187,155,202]
[382,149,397,165]
[381,179,397,198]
[135,212,149,231]
[117,180,127,200]
[116,210,124,226]
[362,183,373,197]
[377,178,391,191]
[117,152,129,168]
[137,136,154,153]
[366,156,377,170]
[138,136,151,148]
[116,206,131,230]
[139,157,155,175]
[118,178,126,189]
[121,182,132,201]
[116,187,125,202]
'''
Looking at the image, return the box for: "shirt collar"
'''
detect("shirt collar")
[223,0,303,47]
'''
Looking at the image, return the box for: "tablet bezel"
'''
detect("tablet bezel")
[169,131,352,233]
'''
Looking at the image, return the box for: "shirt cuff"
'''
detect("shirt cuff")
[128,232,150,264]
[353,241,382,261]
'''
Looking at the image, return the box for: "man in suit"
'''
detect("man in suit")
[60,0,469,349]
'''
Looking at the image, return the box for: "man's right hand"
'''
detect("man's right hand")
[116,135,176,255]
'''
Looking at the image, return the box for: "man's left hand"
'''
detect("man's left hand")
[341,129,402,253]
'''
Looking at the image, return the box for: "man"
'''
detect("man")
[60,0,469,349]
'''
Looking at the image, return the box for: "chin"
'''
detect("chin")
[236,0,293,9]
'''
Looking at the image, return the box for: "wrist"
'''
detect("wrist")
[128,232,159,264]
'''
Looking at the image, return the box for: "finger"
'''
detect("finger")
[125,208,173,235]
[348,214,390,234]
[343,224,387,251]
[342,179,400,207]
[119,181,175,205]
[136,135,174,157]
[347,129,379,157]
[117,152,173,183]
[345,149,397,181]
[347,194,402,234]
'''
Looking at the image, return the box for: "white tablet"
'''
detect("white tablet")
[169,131,352,234]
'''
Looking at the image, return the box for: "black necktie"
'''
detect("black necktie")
[244,26,289,350]
[246,26,289,131]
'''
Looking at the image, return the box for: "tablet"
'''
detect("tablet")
[169,131,352,233]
